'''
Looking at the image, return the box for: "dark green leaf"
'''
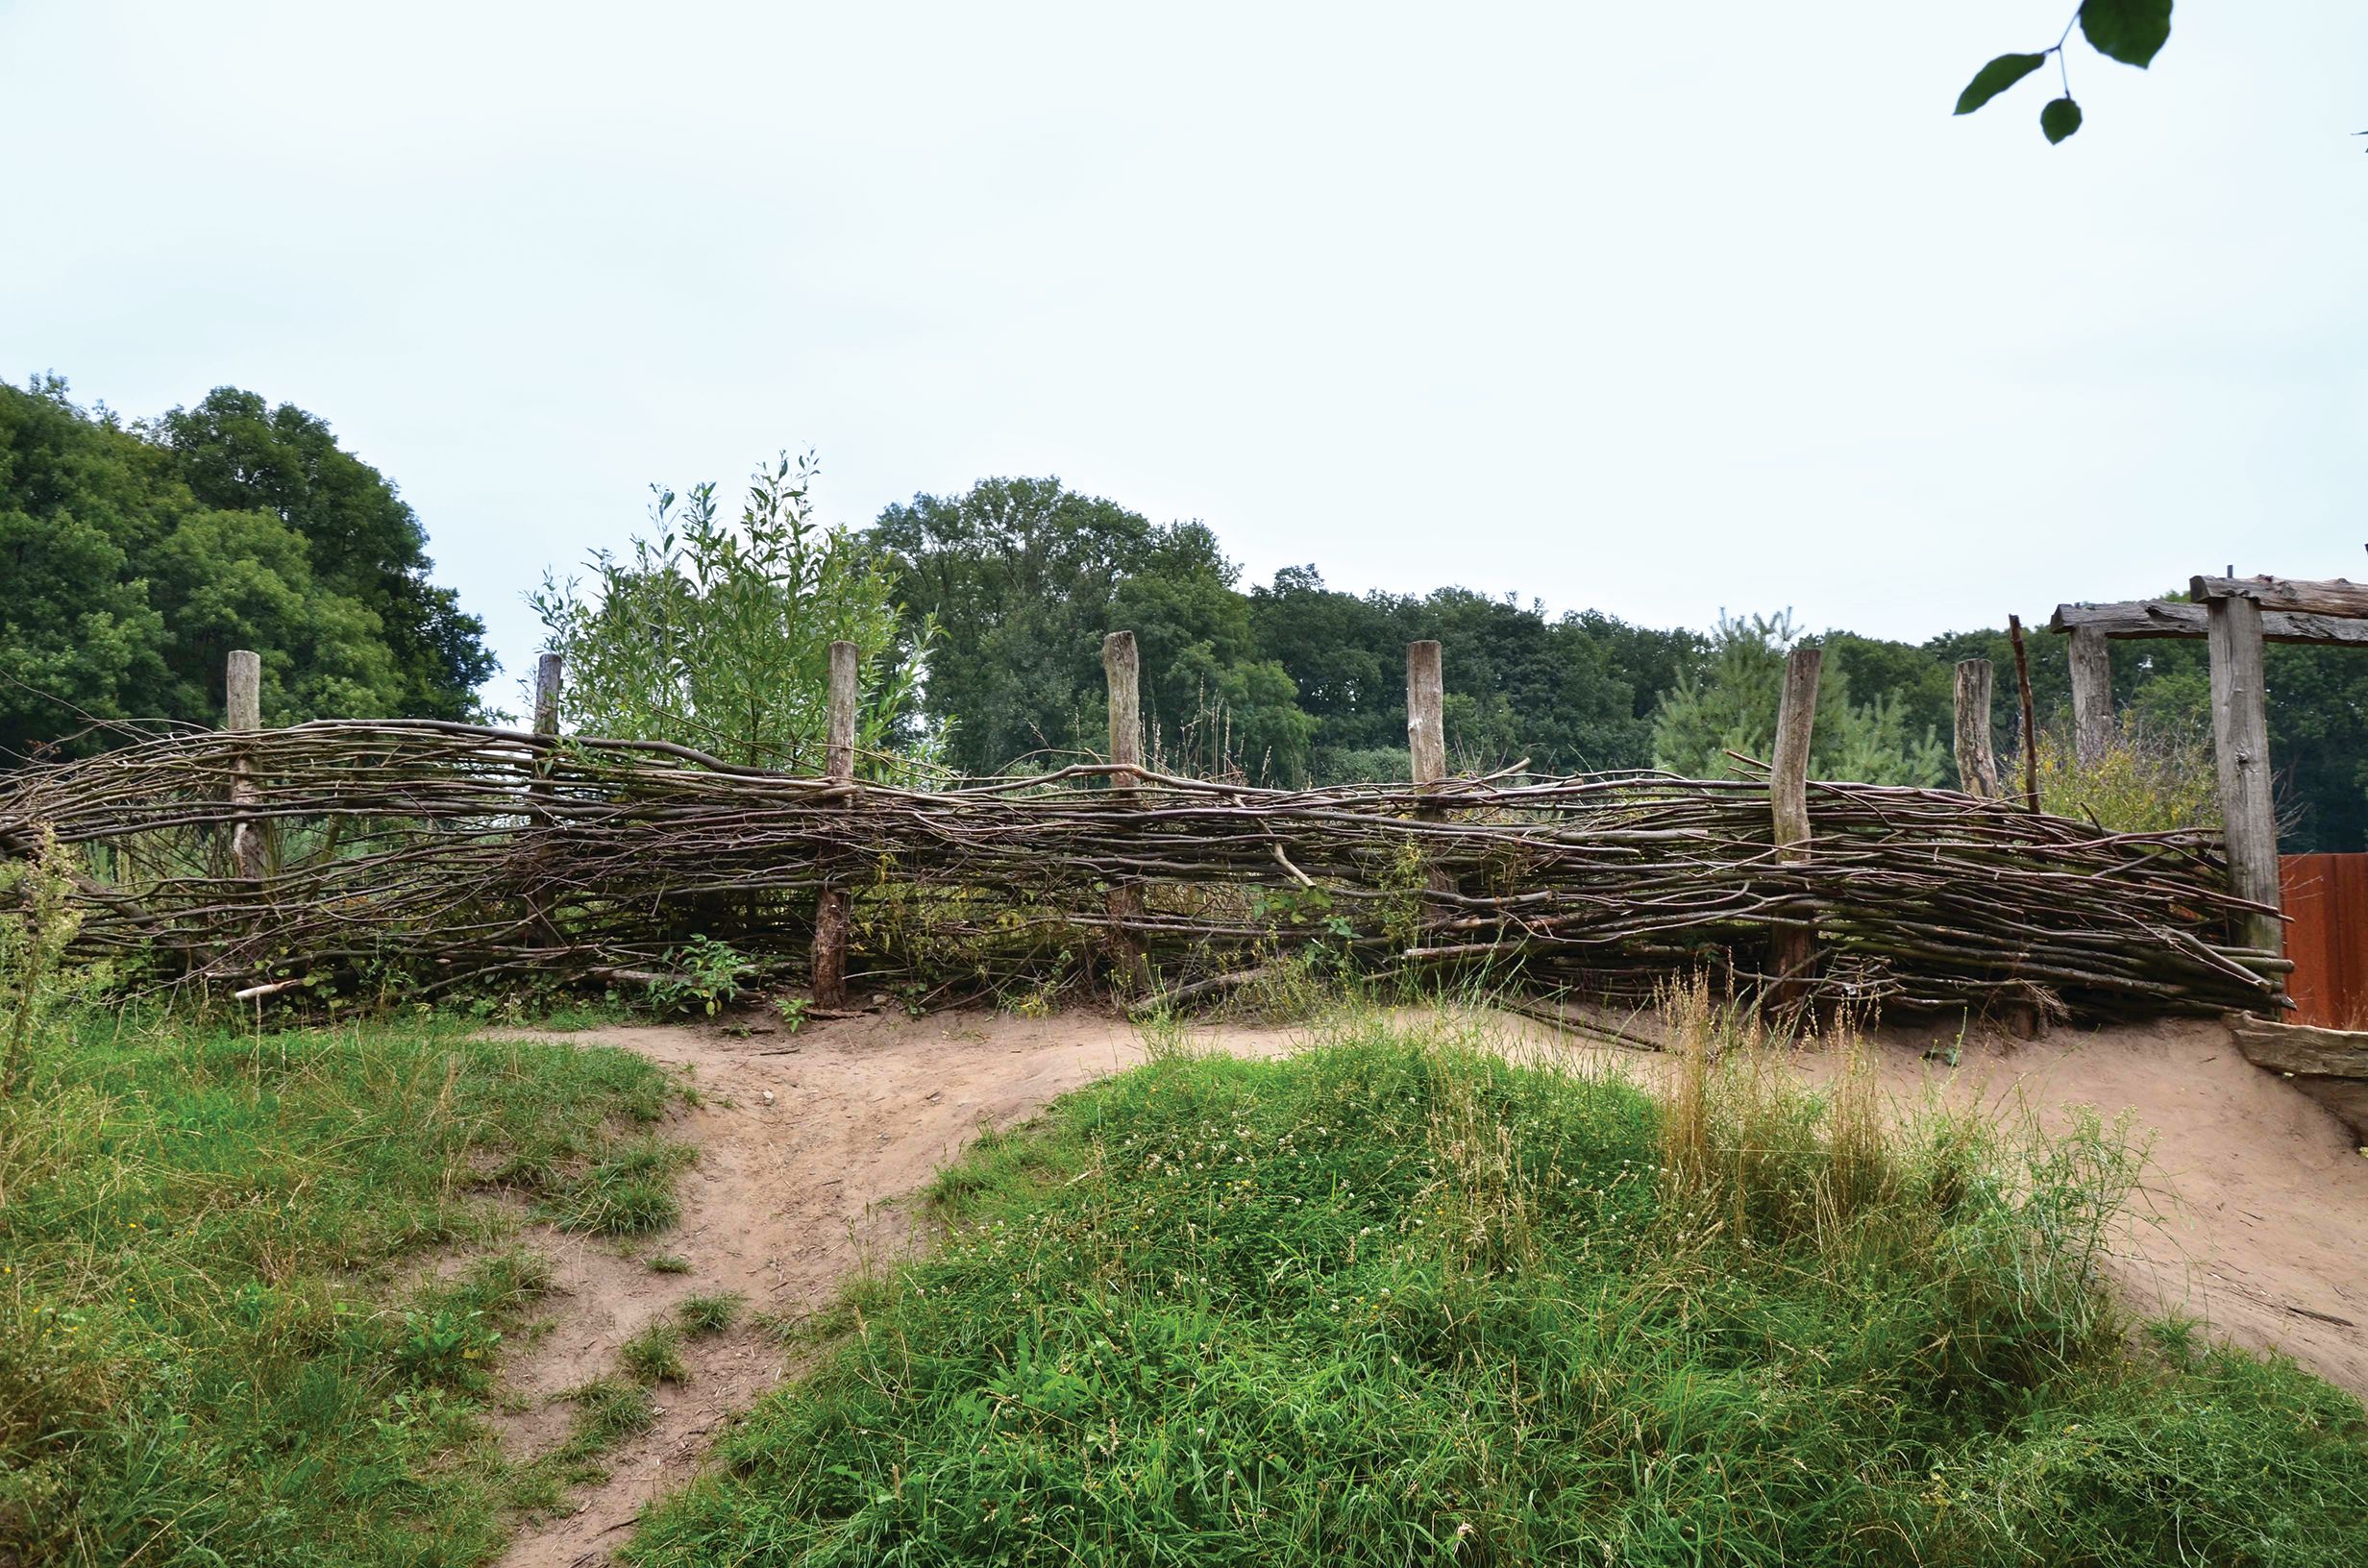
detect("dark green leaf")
[2041,96,2084,144]
[1954,53,2050,116]
[2080,0,2172,68]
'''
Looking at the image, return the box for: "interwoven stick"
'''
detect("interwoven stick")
[0,719,2285,1018]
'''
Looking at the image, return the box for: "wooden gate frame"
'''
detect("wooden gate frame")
[2049,573,2368,972]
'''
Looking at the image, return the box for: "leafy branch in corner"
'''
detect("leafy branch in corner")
[1954,1,2172,145]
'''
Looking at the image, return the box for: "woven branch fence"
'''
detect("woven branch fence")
[0,717,2285,1021]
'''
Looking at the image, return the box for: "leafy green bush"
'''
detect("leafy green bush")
[530,451,936,773]
[2033,717,2221,833]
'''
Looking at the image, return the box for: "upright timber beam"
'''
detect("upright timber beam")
[225,649,266,878]
[1768,646,1820,1008]
[1952,658,1999,798]
[527,652,562,820]
[532,652,563,737]
[810,640,859,1009]
[2067,626,2113,766]
[1405,640,1457,926]
[1101,631,1153,996]
[1406,640,1446,794]
[2203,594,2282,959]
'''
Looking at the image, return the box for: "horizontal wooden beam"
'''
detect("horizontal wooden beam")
[2232,1018,2368,1078]
[2049,600,2368,648]
[2191,574,2368,620]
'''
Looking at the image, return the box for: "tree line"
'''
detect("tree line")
[9,379,2367,850]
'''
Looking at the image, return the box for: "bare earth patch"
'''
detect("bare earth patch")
[481,1006,2368,1567]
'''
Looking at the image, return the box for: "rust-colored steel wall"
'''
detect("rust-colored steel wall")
[2279,853,2368,1028]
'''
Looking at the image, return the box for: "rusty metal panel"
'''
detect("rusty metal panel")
[2280,853,2368,1028]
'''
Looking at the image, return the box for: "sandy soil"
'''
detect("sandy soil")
[481,1006,2368,1568]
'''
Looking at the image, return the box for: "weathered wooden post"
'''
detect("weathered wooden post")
[1768,646,1820,1008]
[1404,640,1459,933]
[225,649,266,878]
[1101,631,1153,995]
[2203,590,2282,959]
[2067,625,2113,767]
[1406,640,1445,795]
[2007,615,2040,812]
[524,651,565,941]
[1952,658,1999,798]
[532,652,563,738]
[809,640,859,1009]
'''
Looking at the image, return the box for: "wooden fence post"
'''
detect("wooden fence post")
[810,640,859,1008]
[1404,640,1459,932]
[225,649,266,878]
[1768,646,1820,1008]
[1407,641,1445,793]
[1952,658,1999,798]
[532,652,563,738]
[2007,615,2040,812]
[2067,625,2113,767]
[1102,631,1153,995]
[2206,593,2283,961]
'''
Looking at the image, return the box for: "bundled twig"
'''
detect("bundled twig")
[0,719,2286,1019]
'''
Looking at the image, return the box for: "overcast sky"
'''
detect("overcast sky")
[5,2,2363,698]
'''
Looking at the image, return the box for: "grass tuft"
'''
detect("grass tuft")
[621,1320,688,1384]
[554,1375,659,1466]
[678,1291,744,1336]
[547,1135,696,1237]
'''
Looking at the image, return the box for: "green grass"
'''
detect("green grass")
[623,1320,689,1384]
[0,1009,689,1566]
[628,1013,2368,1567]
[679,1291,744,1336]
[549,1376,660,1477]
[546,1134,696,1236]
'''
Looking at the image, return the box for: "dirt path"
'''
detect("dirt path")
[483,1010,1295,1568]
[481,1007,2368,1567]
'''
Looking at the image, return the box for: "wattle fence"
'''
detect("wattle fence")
[0,716,2285,1021]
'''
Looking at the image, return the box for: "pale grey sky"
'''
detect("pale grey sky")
[5,2,2363,694]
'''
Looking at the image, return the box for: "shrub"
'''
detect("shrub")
[2031,716,2221,832]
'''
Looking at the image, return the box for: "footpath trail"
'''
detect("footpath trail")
[482,1010,1295,1568]
[482,1007,2368,1567]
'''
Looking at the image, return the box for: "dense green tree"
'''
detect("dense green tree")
[870,478,1308,781]
[1651,613,1947,787]
[2,378,475,760]
[1248,570,1698,778]
[152,388,493,720]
